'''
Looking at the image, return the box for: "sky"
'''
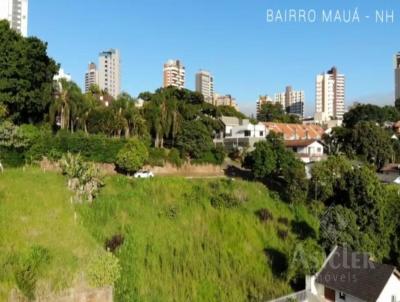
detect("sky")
[29,0,400,116]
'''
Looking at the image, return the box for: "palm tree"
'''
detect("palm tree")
[50,79,82,131]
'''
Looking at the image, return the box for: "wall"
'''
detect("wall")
[145,163,224,177]
[377,273,400,302]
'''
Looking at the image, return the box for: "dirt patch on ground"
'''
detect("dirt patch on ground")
[145,163,224,177]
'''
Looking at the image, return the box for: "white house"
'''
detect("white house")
[284,139,325,163]
[307,246,400,302]
[216,116,268,150]
[271,246,400,302]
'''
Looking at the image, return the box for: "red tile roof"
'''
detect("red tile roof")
[264,123,324,140]
[284,139,320,148]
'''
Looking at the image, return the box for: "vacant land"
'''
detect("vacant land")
[0,168,319,301]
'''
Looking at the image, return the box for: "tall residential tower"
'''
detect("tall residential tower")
[98,49,121,99]
[314,67,345,123]
[0,0,28,36]
[274,86,305,117]
[163,60,185,89]
[395,53,400,101]
[85,62,99,93]
[195,70,214,102]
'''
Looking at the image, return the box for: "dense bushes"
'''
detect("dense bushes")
[116,139,149,174]
[28,130,126,163]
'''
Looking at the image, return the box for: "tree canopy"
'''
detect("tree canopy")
[0,20,58,124]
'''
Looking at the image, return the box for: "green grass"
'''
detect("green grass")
[79,176,319,301]
[0,168,320,301]
[0,167,100,300]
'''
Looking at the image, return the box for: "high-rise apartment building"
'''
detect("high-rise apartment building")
[85,62,99,93]
[163,60,185,89]
[314,67,345,123]
[98,49,121,99]
[0,0,28,36]
[195,70,214,102]
[395,53,400,101]
[284,86,304,117]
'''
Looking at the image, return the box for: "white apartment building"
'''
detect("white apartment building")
[195,70,214,102]
[315,67,345,123]
[274,86,305,117]
[0,0,28,37]
[395,53,400,101]
[98,49,121,99]
[163,60,185,89]
[85,62,99,93]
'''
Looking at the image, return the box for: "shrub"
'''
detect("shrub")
[105,235,125,253]
[147,148,167,167]
[59,153,103,203]
[116,138,149,174]
[255,209,273,222]
[210,193,241,209]
[167,148,183,167]
[14,246,51,300]
[27,130,126,163]
[87,251,120,287]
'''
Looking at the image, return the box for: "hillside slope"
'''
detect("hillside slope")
[79,176,319,301]
[0,168,100,300]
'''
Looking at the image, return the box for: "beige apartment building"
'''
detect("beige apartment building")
[163,60,185,89]
[196,70,214,102]
[98,49,121,99]
[314,67,345,123]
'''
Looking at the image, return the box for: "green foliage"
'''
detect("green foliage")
[245,133,307,203]
[59,153,103,203]
[14,246,51,300]
[287,240,324,286]
[87,251,120,288]
[257,102,300,123]
[216,105,247,119]
[116,138,149,174]
[0,121,39,149]
[310,156,352,202]
[0,20,58,124]
[176,120,214,160]
[351,121,393,169]
[147,148,168,167]
[343,104,400,128]
[167,148,183,167]
[324,122,394,170]
[28,130,126,163]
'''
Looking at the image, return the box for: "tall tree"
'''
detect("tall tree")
[0,20,58,124]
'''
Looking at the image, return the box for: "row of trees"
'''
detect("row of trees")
[0,20,240,167]
[243,130,400,267]
[324,104,400,170]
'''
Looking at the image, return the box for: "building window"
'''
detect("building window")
[244,130,251,137]
[339,292,346,300]
[259,131,264,137]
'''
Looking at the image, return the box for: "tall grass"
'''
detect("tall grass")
[0,168,99,300]
[79,176,319,301]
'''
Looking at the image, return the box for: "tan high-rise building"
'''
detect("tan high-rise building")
[196,70,214,102]
[282,86,304,117]
[315,67,345,123]
[98,49,121,99]
[85,62,99,93]
[163,60,185,89]
[395,53,400,101]
[0,0,28,37]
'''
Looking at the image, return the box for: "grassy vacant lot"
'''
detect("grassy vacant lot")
[0,168,319,301]
[0,168,100,300]
[79,175,319,301]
